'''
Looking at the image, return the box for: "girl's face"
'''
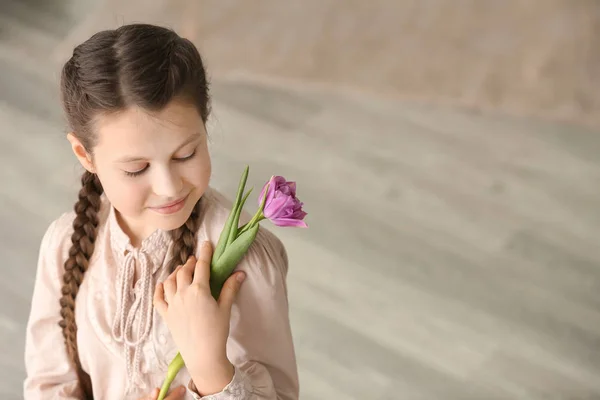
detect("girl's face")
[68,100,211,245]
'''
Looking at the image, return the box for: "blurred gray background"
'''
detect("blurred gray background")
[2,1,600,399]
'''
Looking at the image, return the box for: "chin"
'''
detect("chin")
[151,213,190,232]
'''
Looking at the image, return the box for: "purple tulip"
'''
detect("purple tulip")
[259,176,308,228]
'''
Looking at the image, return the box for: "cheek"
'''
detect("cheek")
[97,169,150,213]
[184,151,211,188]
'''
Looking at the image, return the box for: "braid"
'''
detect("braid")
[167,198,203,272]
[58,170,103,399]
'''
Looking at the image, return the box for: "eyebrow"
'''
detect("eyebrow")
[115,133,200,163]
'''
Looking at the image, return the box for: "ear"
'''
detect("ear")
[67,133,96,173]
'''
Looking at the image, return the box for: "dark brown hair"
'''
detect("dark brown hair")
[59,23,211,398]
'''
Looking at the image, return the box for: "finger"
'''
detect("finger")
[146,388,159,400]
[218,270,246,317]
[137,387,159,400]
[193,241,213,287]
[153,283,168,316]
[176,256,196,289]
[165,385,187,399]
[163,264,183,302]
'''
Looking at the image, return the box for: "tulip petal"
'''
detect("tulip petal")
[289,209,307,219]
[259,175,307,228]
[271,218,308,228]
[287,182,297,197]
[259,176,277,208]
[265,195,296,219]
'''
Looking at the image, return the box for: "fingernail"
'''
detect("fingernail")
[237,271,246,282]
[180,386,187,394]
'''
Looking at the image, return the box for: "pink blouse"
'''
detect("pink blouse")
[24,187,299,399]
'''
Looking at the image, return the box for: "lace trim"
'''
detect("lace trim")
[187,367,254,400]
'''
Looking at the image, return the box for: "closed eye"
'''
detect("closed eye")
[174,149,196,162]
[124,165,149,177]
[123,149,197,177]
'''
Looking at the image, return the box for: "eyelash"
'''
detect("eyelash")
[124,150,197,177]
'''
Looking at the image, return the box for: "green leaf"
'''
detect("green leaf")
[210,223,260,298]
[227,188,253,247]
[213,165,249,264]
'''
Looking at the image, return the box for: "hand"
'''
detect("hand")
[153,241,246,395]
[138,385,186,400]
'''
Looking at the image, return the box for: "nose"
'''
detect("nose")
[152,166,183,198]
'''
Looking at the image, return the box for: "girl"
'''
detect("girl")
[23,23,299,400]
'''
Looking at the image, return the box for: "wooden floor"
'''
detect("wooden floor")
[2,1,600,399]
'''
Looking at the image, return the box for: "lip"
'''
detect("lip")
[150,194,189,215]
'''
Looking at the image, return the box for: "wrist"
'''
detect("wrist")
[189,358,235,396]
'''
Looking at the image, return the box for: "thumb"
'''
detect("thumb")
[218,271,246,315]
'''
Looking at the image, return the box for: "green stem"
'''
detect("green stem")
[158,276,223,399]
[236,184,269,237]
[237,212,264,237]
[157,353,185,400]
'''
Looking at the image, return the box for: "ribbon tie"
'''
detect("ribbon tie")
[111,247,154,391]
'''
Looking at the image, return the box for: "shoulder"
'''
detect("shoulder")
[39,211,75,259]
[39,196,111,265]
[198,187,289,277]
